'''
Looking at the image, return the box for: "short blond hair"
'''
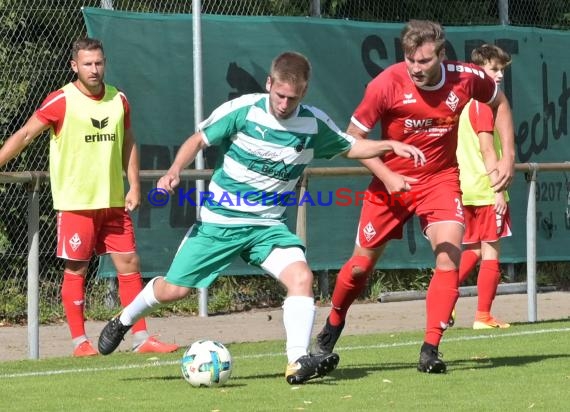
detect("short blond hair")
[269,51,311,85]
[400,20,446,56]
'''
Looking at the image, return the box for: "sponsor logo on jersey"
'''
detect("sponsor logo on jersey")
[250,149,281,159]
[86,116,116,142]
[248,158,290,181]
[363,221,376,242]
[69,233,81,251]
[91,117,109,129]
[403,115,459,136]
[294,136,307,153]
[403,93,417,104]
[445,91,460,112]
[446,64,485,79]
[404,118,434,128]
[254,125,268,139]
[85,132,116,143]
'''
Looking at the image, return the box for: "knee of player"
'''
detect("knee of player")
[282,269,314,296]
[436,251,461,269]
[156,279,191,302]
[113,252,140,271]
[127,253,141,267]
[295,269,314,288]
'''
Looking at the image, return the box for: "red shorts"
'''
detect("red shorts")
[357,171,464,249]
[463,204,512,244]
[56,208,136,261]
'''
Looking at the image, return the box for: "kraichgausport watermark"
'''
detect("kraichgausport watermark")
[147,188,419,207]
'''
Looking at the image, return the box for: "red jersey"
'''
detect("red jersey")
[468,99,494,132]
[351,61,497,182]
[35,83,131,132]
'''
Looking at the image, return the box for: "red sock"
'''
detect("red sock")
[329,256,372,326]
[118,273,147,334]
[477,260,500,312]
[61,271,86,339]
[424,268,459,346]
[458,250,479,285]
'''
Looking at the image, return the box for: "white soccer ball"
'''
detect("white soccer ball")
[181,339,232,387]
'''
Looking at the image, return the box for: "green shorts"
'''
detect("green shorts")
[165,222,304,288]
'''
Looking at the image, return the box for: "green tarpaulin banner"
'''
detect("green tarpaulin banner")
[82,8,570,277]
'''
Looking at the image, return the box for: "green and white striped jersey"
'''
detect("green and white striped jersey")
[198,93,355,226]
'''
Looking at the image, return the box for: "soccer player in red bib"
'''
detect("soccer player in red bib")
[0,38,177,356]
[456,45,513,330]
[314,20,515,373]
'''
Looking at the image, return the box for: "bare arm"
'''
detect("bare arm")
[344,122,425,193]
[0,115,49,168]
[478,130,499,176]
[478,130,508,215]
[346,135,425,166]
[123,127,141,211]
[489,90,515,192]
[157,132,208,193]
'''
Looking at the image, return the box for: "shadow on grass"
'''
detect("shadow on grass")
[124,351,570,386]
[447,353,570,371]
[323,352,570,381]
[125,374,249,388]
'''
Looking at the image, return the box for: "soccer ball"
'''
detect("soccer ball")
[181,339,232,387]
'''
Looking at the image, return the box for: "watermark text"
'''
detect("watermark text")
[147,188,419,207]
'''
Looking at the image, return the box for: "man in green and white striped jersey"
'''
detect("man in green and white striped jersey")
[99,51,425,384]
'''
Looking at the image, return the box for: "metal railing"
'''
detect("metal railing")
[2,161,570,359]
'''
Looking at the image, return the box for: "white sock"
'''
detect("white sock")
[119,277,161,326]
[132,330,150,349]
[72,335,88,348]
[282,296,315,363]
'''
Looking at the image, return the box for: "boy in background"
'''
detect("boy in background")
[456,44,513,329]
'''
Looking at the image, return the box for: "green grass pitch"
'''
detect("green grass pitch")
[1,319,569,411]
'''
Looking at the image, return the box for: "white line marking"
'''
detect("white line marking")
[1,327,569,379]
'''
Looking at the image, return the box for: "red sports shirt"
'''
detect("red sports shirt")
[351,61,497,182]
[468,98,494,133]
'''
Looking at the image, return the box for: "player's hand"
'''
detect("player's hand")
[383,171,418,193]
[491,157,514,192]
[125,188,141,212]
[494,192,508,215]
[157,172,180,194]
[389,141,426,167]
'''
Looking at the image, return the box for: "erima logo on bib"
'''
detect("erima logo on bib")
[85,117,115,142]
[91,117,109,129]
[84,132,116,143]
